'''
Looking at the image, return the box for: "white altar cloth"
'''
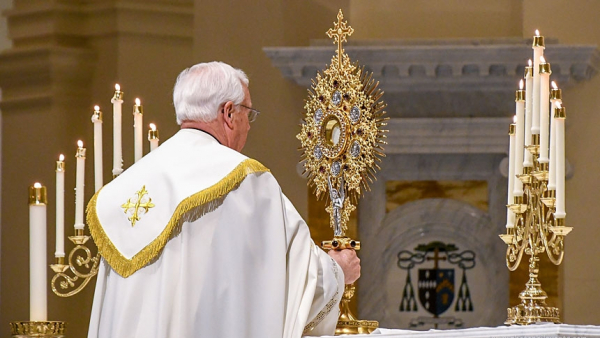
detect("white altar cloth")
[308,324,600,337]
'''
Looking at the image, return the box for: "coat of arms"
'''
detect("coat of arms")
[397,241,475,329]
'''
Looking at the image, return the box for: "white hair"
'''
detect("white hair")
[173,61,249,124]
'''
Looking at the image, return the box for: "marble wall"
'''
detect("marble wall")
[358,153,508,328]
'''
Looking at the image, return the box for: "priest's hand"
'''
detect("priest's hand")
[328,249,361,284]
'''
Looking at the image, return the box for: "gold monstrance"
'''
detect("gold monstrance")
[297,10,387,335]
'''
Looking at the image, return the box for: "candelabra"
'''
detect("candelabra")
[13,216,101,338]
[500,117,572,325]
[13,84,159,337]
[49,229,100,298]
[11,233,99,337]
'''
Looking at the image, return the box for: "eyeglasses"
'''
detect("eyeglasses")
[238,104,260,123]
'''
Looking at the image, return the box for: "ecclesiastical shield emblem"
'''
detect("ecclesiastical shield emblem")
[418,269,454,316]
[398,241,475,328]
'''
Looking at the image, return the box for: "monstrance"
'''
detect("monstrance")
[297,9,387,335]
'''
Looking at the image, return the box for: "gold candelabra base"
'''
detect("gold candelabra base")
[10,321,66,338]
[506,303,560,325]
[505,256,561,325]
[505,279,560,325]
[335,284,379,335]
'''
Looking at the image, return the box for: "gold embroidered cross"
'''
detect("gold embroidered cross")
[326,9,354,68]
[121,185,155,227]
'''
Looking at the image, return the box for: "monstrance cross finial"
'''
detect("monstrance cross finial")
[326,9,354,68]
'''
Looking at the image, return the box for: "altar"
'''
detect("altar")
[310,324,600,338]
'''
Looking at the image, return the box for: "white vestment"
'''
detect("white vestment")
[86,129,344,338]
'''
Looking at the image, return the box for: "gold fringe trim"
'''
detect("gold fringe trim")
[87,159,269,278]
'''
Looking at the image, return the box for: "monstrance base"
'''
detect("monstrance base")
[334,283,379,335]
[335,319,379,335]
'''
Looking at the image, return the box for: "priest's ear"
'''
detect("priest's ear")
[222,101,235,129]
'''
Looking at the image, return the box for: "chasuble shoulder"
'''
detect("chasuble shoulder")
[86,129,269,278]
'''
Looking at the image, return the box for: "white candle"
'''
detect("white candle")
[514,81,525,197]
[507,123,516,228]
[92,105,103,192]
[29,182,47,321]
[531,30,545,138]
[148,123,159,151]
[55,155,65,258]
[554,103,566,219]
[548,82,562,191]
[524,60,534,167]
[133,98,143,162]
[112,84,124,177]
[538,56,551,164]
[75,141,86,230]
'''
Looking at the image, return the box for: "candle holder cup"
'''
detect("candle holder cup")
[517,172,532,185]
[49,257,69,274]
[541,189,556,208]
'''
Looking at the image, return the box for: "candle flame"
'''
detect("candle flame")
[552,81,558,89]
[94,105,100,112]
[77,140,83,148]
[540,56,546,63]
[34,182,42,188]
[513,115,517,123]
[115,84,120,91]
[519,79,524,90]
[556,101,562,108]
[149,123,156,131]
[59,154,65,161]
[135,98,141,106]
[528,59,532,67]
[535,29,540,36]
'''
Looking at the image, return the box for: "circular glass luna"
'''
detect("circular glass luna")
[322,115,342,147]
[319,112,348,158]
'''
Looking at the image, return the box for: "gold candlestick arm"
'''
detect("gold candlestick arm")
[50,228,100,298]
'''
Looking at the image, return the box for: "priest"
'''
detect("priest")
[86,61,360,338]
